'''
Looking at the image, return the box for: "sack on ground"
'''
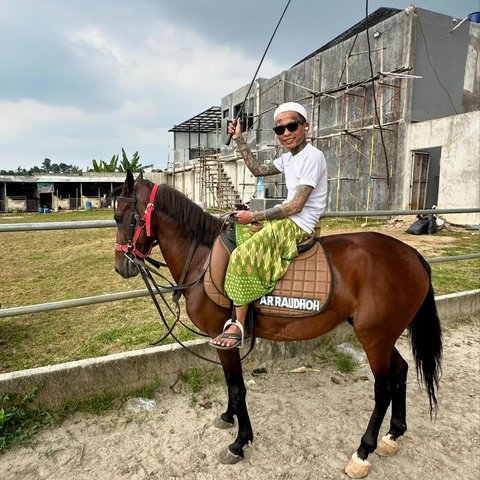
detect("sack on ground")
[427,214,438,234]
[406,215,428,235]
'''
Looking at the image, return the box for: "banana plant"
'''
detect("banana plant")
[118,148,144,172]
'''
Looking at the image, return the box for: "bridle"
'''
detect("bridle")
[114,183,160,260]
[113,181,256,364]
[113,182,207,346]
[114,182,198,294]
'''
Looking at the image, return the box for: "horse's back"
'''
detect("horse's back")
[322,231,431,334]
[322,231,430,291]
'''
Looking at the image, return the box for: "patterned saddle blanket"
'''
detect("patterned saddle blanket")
[203,229,333,317]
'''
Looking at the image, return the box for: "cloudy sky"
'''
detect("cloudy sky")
[1,0,477,171]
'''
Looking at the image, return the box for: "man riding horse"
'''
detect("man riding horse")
[210,102,328,350]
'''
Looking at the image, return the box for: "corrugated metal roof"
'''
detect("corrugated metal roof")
[169,106,222,133]
[292,7,402,67]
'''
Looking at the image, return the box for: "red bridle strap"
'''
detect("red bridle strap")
[144,183,160,237]
[115,183,160,259]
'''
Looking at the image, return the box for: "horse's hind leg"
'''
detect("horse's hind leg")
[376,347,408,457]
[345,345,393,479]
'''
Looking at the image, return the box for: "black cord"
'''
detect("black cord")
[226,0,292,144]
[338,33,359,85]
[365,0,390,186]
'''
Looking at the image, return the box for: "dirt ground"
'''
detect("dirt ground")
[0,315,478,480]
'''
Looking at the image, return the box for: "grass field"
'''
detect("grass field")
[0,210,479,373]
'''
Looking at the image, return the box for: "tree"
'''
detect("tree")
[118,148,143,172]
[91,155,119,172]
[90,149,143,173]
[42,158,52,173]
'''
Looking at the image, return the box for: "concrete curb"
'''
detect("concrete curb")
[1,290,478,409]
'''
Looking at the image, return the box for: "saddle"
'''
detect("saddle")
[204,225,333,317]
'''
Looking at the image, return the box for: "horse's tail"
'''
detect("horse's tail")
[408,256,443,417]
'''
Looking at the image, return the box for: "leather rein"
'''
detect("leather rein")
[114,182,233,364]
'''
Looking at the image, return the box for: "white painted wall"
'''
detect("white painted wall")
[403,111,480,225]
[6,198,27,212]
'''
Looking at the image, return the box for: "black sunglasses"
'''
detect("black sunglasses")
[273,120,305,135]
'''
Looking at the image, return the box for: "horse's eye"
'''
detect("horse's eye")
[114,214,122,225]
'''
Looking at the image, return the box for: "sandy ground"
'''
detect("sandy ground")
[0,316,478,480]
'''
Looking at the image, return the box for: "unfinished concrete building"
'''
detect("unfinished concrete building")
[168,6,480,225]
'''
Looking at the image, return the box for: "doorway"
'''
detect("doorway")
[409,147,441,209]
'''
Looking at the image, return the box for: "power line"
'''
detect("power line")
[365,0,390,186]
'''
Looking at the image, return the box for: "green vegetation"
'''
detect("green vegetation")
[0,158,82,176]
[0,208,113,223]
[0,386,55,453]
[333,352,357,374]
[92,148,144,173]
[179,367,222,394]
[311,333,360,374]
[0,149,144,175]
[178,367,223,407]
[0,378,163,454]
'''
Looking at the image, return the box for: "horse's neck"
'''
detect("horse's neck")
[156,227,208,285]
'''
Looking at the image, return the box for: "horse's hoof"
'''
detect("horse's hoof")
[344,452,371,479]
[213,416,234,429]
[217,447,243,465]
[375,434,399,457]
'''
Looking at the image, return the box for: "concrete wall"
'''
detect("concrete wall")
[53,196,71,210]
[411,8,470,121]
[6,198,27,212]
[168,8,476,214]
[217,10,414,211]
[463,22,480,112]
[403,111,480,225]
[0,290,478,409]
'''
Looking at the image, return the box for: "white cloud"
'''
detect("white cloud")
[0,13,282,171]
[3,0,471,171]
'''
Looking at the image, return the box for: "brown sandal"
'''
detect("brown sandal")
[210,320,244,350]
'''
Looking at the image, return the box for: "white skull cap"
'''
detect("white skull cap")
[274,102,308,122]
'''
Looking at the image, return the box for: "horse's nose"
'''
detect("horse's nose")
[115,266,120,274]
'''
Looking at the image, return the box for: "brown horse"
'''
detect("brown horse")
[114,171,442,479]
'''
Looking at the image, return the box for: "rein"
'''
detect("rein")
[115,184,256,363]
[127,253,256,365]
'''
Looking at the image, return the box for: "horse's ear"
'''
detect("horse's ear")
[136,171,144,182]
[125,170,135,195]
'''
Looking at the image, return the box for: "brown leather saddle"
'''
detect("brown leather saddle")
[204,224,333,317]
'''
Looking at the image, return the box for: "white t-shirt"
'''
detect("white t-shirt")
[273,143,328,233]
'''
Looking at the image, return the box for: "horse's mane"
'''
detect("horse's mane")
[151,182,224,247]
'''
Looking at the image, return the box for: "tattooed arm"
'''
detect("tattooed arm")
[235,185,314,224]
[229,120,280,177]
[235,135,280,176]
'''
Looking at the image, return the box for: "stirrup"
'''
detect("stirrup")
[222,319,245,348]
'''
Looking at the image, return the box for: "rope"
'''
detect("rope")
[226,0,292,144]
[365,0,390,186]
[122,221,257,364]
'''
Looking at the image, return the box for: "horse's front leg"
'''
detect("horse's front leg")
[215,349,253,464]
